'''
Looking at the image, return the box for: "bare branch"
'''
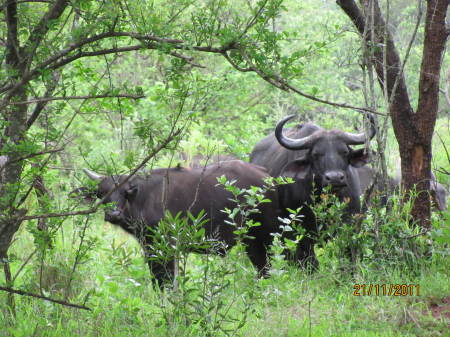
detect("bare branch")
[10,93,145,106]
[388,0,422,107]
[169,51,205,68]
[238,0,269,40]
[0,286,91,311]
[222,52,253,72]
[0,147,64,172]
[231,49,385,115]
[26,71,61,129]
[47,45,148,71]
[14,208,97,222]
[21,0,69,73]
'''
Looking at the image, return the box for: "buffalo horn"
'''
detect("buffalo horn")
[340,113,376,145]
[275,115,319,150]
[83,168,104,181]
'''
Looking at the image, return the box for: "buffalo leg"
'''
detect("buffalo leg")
[293,237,318,271]
[245,241,270,277]
[147,260,175,288]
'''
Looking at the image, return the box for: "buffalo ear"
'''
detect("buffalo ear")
[349,148,370,167]
[280,158,311,179]
[125,185,138,200]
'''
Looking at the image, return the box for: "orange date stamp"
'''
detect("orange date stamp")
[353,284,420,296]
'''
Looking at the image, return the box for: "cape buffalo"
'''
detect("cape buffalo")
[83,160,279,286]
[429,175,448,211]
[250,114,375,269]
[356,166,396,207]
[357,166,447,211]
[393,171,448,212]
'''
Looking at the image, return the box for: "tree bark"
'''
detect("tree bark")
[1,1,28,261]
[336,0,449,228]
[410,0,449,225]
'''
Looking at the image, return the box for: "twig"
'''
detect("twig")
[401,230,429,239]
[0,286,92,311]
[64,216,90,300]
[27,70,61,129]
[9,93,145,105]
[387,0,422,107]
[169,51,205,68]
[12,249,37,283]
[2,256,16,317]
[232,49,385,115]
[0,147,64,172]
[16,208,98,222]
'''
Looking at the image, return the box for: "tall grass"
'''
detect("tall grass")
[1,182,449,336]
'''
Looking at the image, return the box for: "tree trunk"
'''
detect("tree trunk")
[410,0,448,225]
[0,1,28,259]
[337,0,449,228]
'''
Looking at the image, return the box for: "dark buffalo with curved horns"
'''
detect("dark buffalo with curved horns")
[82,160,279,286]
[250,114,375,269]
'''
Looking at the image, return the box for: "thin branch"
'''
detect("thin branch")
[232,49,385,115]
[387,0,422,107]
[238,0,269,41]
[2,255,16,317]
[436,132,450,167]
[20,0,69,74]
[0,286,91,311]
[10,93,145,105]
[0,147,64,171]
[222,52,253,72]
[64,216,90,300]
[169,51,205,68]
[47,45,148,71]
[12,249,37,283]
[337,0,412,106]
[26,71,61,129]
[401,230,430,239]
[16,208,98,222]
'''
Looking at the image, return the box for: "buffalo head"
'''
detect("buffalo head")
[275,114,375,191]
[83,168,138,226]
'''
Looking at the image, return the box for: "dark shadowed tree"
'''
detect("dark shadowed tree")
[336,0,449,228]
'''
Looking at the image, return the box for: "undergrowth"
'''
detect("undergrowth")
[1,183,449,337]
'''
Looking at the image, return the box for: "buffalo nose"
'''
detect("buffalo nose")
[105,209,122,222]
[324,171,345,185]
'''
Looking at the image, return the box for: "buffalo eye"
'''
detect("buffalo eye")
[339,149,349,157]
[125,185,138,200]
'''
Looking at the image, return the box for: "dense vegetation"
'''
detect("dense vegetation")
[1,0,449,336]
